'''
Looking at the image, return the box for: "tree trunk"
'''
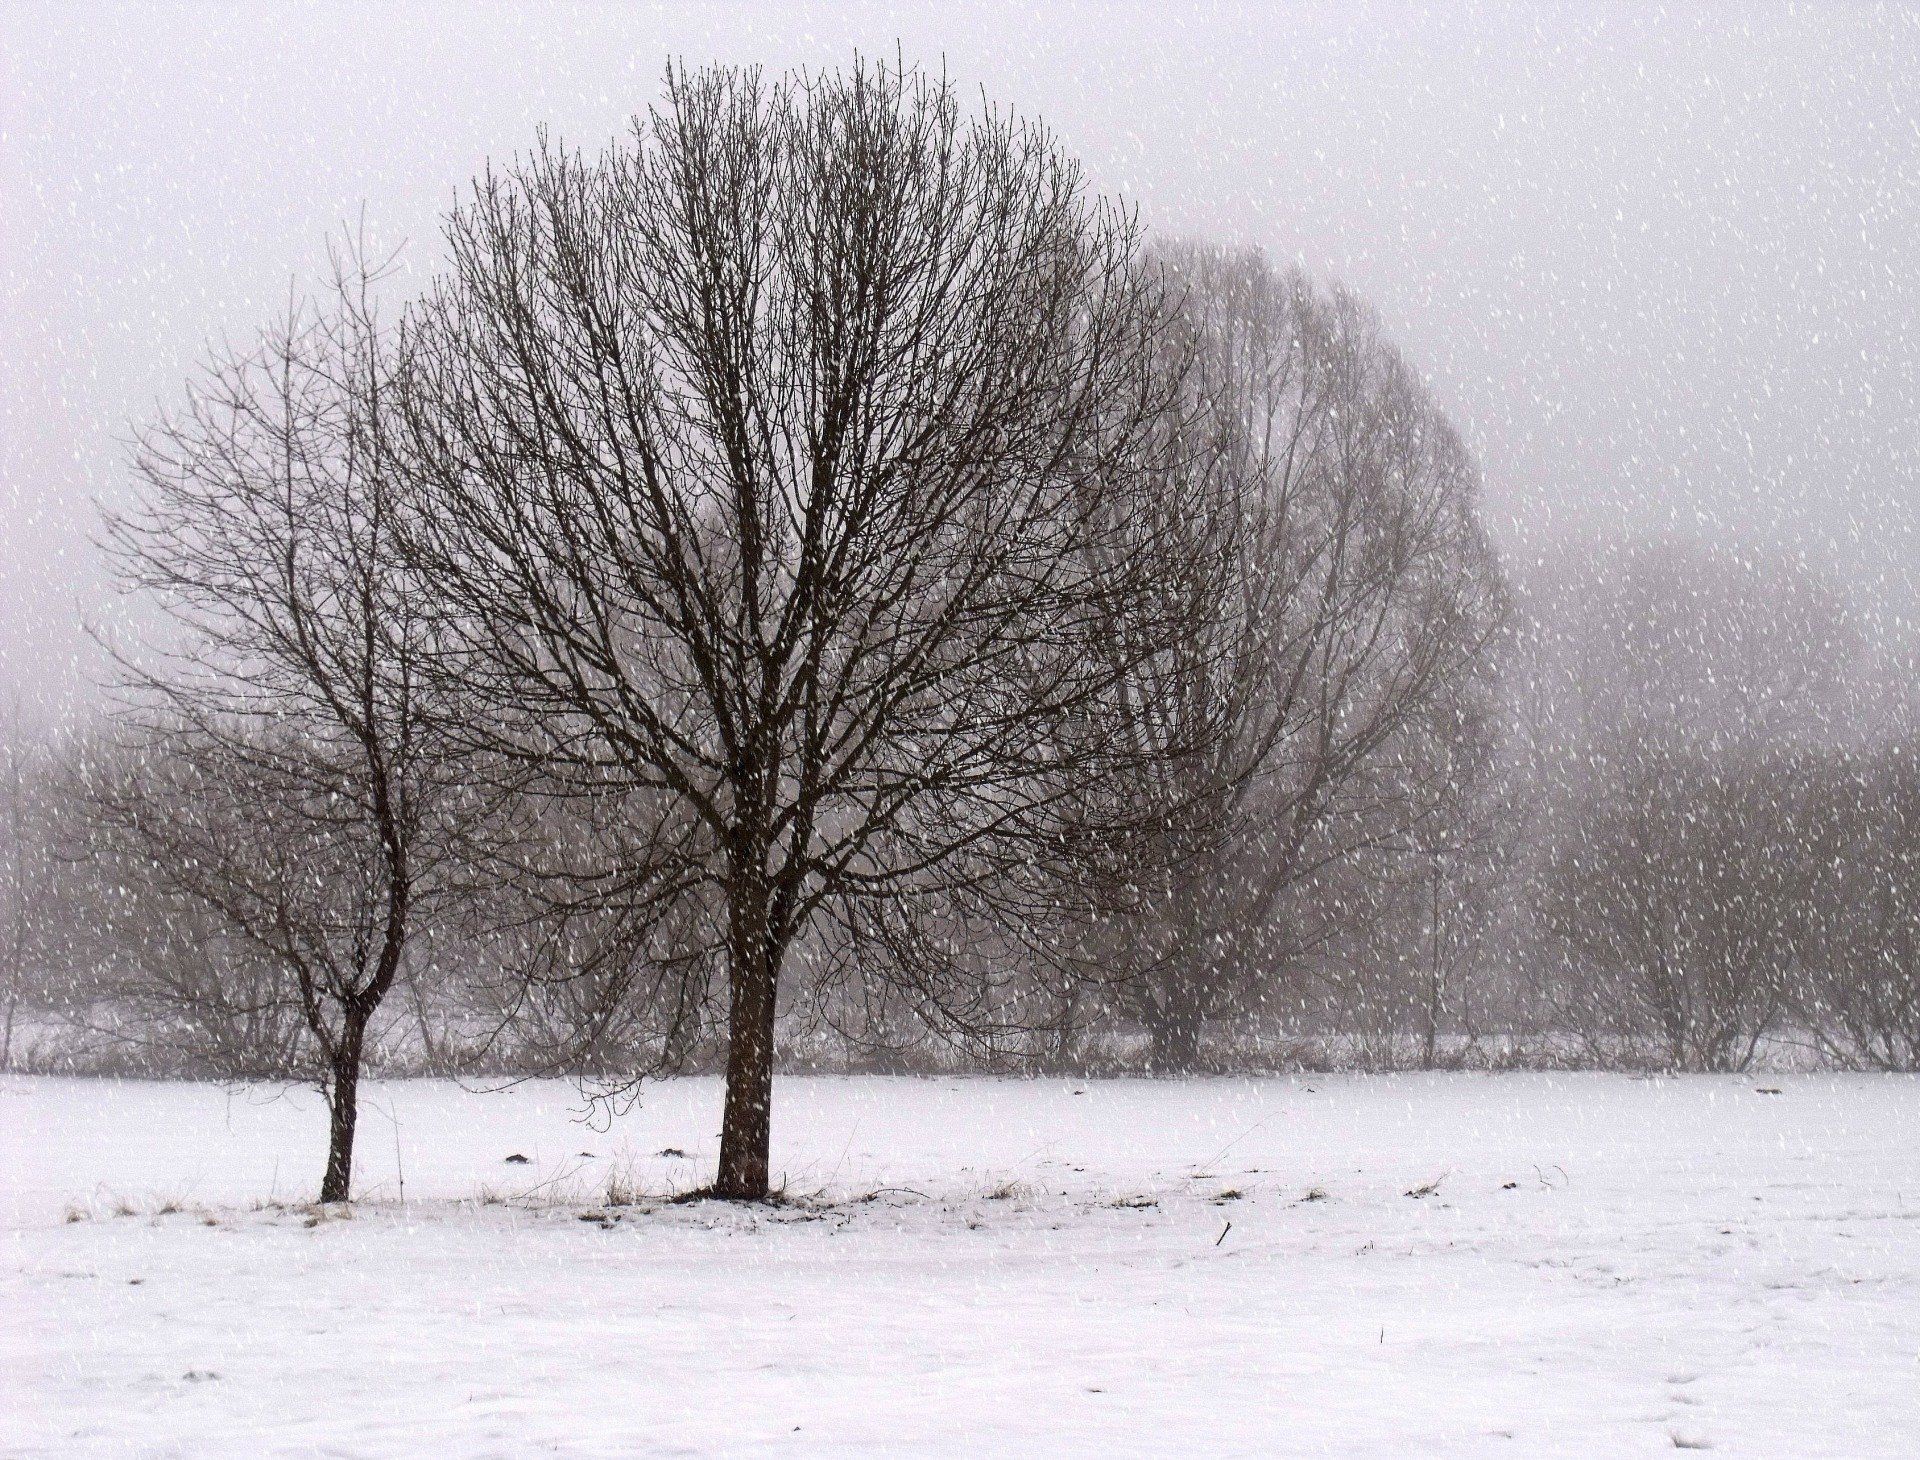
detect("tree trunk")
[714,861,779,1201]
[319,1018,367,1203]
[1422,858,1445,1071]
[1149,877,1210,1074]
[1150,957,1207,1074]
[1150,996,1204,1074]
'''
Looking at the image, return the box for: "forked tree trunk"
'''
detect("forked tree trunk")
[319,1016,368,1203]
[714,861,780,1201]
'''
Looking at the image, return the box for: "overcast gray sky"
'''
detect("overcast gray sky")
[4,2,1916,719]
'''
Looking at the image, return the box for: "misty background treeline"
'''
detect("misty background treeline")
[4,61,1919,1152]
[21,533,1919,1083]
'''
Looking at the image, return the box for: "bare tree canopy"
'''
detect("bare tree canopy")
[396,60,1193,1198]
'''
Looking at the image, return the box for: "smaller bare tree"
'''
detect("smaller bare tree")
[100,239,459,1201]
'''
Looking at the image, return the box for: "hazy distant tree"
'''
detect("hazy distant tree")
[1507,539,1856,798]
[1079,245,1505,1071]
[397,62,1191,1198]
[0,731,300,1076]
[1802,744,1920,1070]
[449,782,722,1078]
[0,725,47,1066]
[101,244,460,1202]
[1507,540,1859,1062]
[1540,742,1834,1071]
[62,738,315,1075]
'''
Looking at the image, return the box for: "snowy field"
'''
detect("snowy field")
[4,1073,1918,1457]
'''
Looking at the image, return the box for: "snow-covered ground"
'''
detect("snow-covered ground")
[4,1073,1917,1457]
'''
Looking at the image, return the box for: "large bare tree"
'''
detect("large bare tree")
[102,244,457,1202]
[396,61,1191,1199]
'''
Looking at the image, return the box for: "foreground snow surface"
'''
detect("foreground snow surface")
[4,1074,1918,1458]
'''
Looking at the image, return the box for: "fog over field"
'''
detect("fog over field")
[4,4,1917,718]
[4,7,1919,1457]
